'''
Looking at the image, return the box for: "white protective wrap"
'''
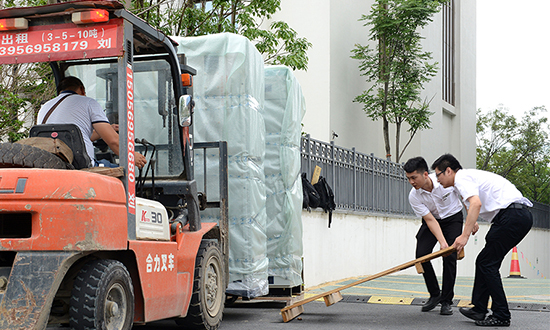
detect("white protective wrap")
[263,66,306,287]
[173,33,268,298]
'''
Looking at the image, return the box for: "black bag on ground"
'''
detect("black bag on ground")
[313,176,336,228]
[302,173,321,210]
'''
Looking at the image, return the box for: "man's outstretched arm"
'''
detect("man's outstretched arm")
[93,122,146,168]
[452,195,481,252]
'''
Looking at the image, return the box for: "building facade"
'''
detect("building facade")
[271,0,477,167]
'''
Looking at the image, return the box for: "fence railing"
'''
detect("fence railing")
[300,135,550,229]
[300,135,414,216]
[531,201,550,229]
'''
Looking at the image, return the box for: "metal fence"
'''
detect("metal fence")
[300,135,414,216]
[531,202,550,229]
[300,135,550,229]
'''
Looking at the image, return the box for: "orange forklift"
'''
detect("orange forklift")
[0,1,228,329]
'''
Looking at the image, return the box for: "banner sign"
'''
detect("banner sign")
[0,20,122,64]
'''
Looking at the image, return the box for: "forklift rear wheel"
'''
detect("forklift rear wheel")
[0,142,68,169]
[70,259,135,330]
[176,240,225,329]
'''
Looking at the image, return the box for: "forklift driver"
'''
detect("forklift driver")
[37,76,147,169]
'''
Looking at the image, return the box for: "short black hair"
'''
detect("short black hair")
[57,76,84,94]
[403,157,429,174]
[431,153,463,172]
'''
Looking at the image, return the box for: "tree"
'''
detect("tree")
[130,0,312,70]
[476,107,518,173]
[0,0,56,142]
[351,0,447,163]
[0,0,312,142]
[476,106,550,203]
[0,62,56,143]
[509,152,550,204]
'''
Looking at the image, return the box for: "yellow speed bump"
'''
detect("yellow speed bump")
[368,296,414,305]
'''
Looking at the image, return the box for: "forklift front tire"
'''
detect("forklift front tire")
[70,259,135,330]
[176,240,225,329]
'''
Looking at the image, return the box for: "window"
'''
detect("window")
[194,0,213,10]
[66,59,184,178]
[442,0,455,106]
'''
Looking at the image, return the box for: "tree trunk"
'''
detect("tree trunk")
[383,116,390,160]
[379,2,390,160]
[231,0,237,27]
[218,3,225,33]
[395,121,401,163]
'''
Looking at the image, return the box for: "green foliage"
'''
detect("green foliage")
[131,0,312,70]
[1,0,49,9]
[351,0,447,162]
[476,107,550,203]
[0,63,56,142]
[510,155,550,204]
[0,0,56,142]
[0,0,310,142]
[0,89,27,142]
[0,0,312,141]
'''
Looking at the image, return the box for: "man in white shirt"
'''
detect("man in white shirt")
[432,154,533,327]
[38,76,146,169]
[404,157,475,316]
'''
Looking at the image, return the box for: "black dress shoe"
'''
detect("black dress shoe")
[475,315,510,327]
[421,294,441,312]
[459,307,486,321]
[440,302,453,315]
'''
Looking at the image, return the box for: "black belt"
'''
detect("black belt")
[507,203,528,209]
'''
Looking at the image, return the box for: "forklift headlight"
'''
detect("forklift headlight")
[72,9,109,25]
[0,17,28,31]
[181,73,193,87]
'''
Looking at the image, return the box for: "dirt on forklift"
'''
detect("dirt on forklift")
[0,1,228,329]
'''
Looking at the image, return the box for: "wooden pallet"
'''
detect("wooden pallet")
[281,246,462,322]
[81,166,124,178]
[250,293,305,305]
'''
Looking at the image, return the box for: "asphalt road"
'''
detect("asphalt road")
[46,273,549,329]
[131,300,549,330]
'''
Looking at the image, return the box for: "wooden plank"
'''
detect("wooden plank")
[251,292,304,305]
[415,262,424,274]
[281,305,304,323]
[323,291,343,306]
[311,166,322,185]
[81,166,124,178]
[280,246,456,322]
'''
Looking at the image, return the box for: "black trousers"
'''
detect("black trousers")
[471,207,532,320]
[416,211,463,304]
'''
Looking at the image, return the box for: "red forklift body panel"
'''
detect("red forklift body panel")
[129,222,216,322]
[129,240,184,321]
[0,168,128,251]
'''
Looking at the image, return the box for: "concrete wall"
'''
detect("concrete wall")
[302,211,549,288]
[270,0,477,168]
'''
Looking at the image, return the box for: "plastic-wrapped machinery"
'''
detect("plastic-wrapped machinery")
[173,33,268,298]
[263,66,306,288]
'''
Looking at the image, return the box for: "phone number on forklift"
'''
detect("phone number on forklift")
[0,25,118,57]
